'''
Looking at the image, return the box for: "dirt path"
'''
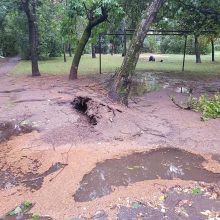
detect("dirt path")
[0,59,219,219]
[0,57,20,76]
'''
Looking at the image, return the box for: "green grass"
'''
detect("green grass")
[12,52,220,76]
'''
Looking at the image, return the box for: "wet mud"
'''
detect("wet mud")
[0,121,34,143]
[74,148,220,202]
[212,154,220,163]
[118,188,220,220]
[0,162,66,191]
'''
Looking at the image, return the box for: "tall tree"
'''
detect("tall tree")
[110,0,165,105]
[21,0,40,76]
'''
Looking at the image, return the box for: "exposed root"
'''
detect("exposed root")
[71,96,122,125]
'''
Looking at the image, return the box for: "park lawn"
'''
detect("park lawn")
[12,52,220,76]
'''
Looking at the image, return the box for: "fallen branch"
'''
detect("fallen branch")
[170,96,191,110]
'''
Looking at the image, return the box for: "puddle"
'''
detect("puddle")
[0,162,66,191]
[118,188,220,220]
[131,74,162,96]
[0,121,34,143]
[73,148,220,202]
[176,87,191,94]
[130,74,191,96]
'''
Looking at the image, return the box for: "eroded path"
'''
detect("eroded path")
[0,59,220,219]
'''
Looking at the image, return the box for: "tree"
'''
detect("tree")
[21,0,40,76]
[68,0,108,80]
[160,0,220,63]
[110,0,165,105]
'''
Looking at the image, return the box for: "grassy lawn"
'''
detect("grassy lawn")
[12,52,220,76]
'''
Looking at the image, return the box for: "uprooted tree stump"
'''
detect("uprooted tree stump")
[71,96,122,125]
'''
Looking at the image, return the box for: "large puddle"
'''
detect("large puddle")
[74,148,220,202]
[131,73,162,96]
[130,72,220,96]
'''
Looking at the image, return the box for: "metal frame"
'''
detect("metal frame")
[98,29,216,74]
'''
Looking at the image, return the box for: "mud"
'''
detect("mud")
[74,148,220,202]
[0,58,220,219]
[118,188,220,220]
[0,121,34,143]
[0,162,66,191]
[212,154,220,163]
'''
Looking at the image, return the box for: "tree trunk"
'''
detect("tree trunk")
[69,43,72,57]
[110,0,165,105]
[23,0,40,77]
[195,35,202,63]
[92,43,96,58]
[211,39,215,62]
[63,44,66,62]
[69,6,108,80]
[29,20,40,76]
[69,27,91,80]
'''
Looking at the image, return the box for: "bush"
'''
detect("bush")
[215,45,220,51]
[188,94,220,121]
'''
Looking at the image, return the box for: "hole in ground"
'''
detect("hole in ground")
[71,96,98,125]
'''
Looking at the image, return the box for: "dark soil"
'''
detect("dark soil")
[0,121,34,143]
[0,162,66,191]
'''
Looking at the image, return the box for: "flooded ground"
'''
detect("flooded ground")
[117,187,220,220]
[0,58,220,219]
[131,72,220,96]
[74,148,220,202]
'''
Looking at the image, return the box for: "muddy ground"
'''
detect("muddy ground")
[0,58,220,219]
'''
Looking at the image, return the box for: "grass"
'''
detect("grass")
[12,52,220,77]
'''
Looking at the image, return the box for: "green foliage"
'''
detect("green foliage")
[188,94,220,121]
[159,35,211,55]
[215,45,220,51]
[192,187,202,195]
[6,201,33,217]
[143,36,159,53]
[28,213,40,220]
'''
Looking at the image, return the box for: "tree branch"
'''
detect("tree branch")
[89,6,108,28]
